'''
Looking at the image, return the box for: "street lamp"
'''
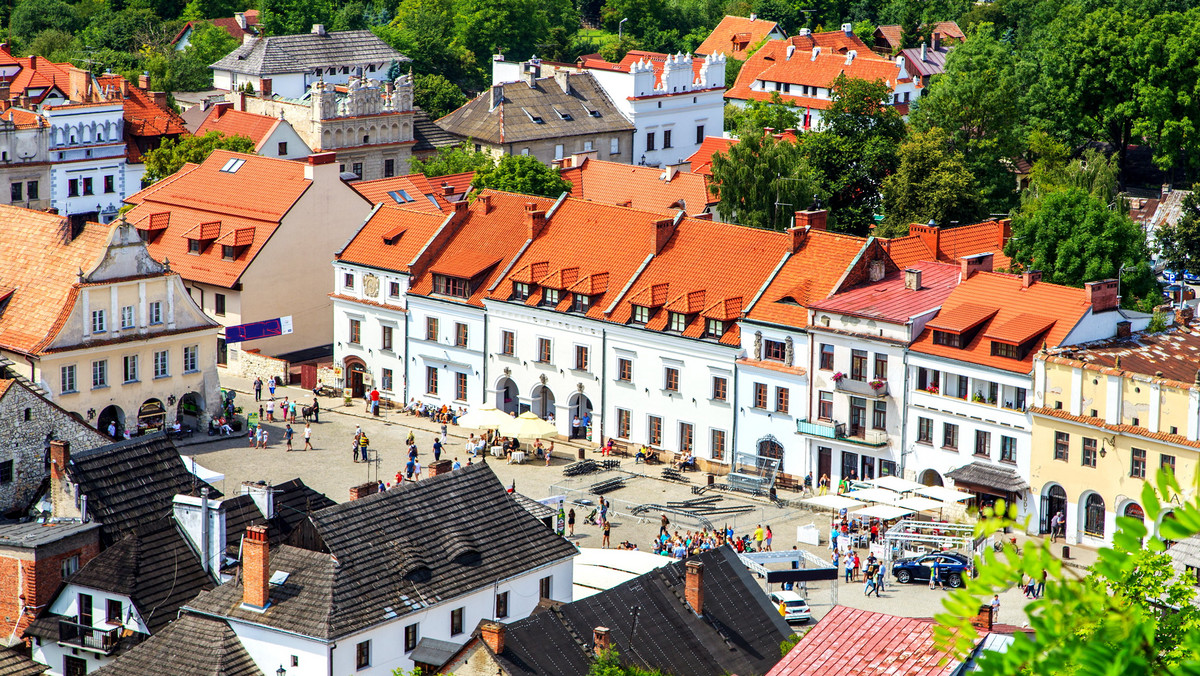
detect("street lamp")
[277,667,286,676]
[618,18,628,41]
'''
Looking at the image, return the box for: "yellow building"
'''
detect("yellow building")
[1031,320,1200,546]
[0,207,220,437]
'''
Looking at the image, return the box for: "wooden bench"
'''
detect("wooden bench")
[775,474,800,492]
[605,440,629,457]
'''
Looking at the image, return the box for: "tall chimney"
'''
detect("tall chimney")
[304,152,338,181]
[787,226,807,253]
[138,73,151,90]
[592,627,611,656]
[1084,279,1119,312]
[200,487,210,575]
[481,621,506,654]
[1022,270,1042,288]
[525,202,548,239]
[260,78,272,99]
[794,209,827,232]
[685,560,704,615]
[904,268,922,290]
[653,216,679,254]
[242,525,270,610]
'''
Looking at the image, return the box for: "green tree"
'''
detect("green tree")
[472,154,573,198]
[78,8,160,53]
[1132,8,1200,176]
[26,29,77,60]
[410,142,497,177]
[142,131,257,184]
[454,0,574,64]
[936,470,1200,675]
[9,0,80,42]
[373,0,480,88]
[1155,192,1200,275]
[724,92,801,135]
[710,131,817,231]
[588,648,667,676]
[258,0,336,36]
[413,73,467,119]
[880,128,983,236]
[909,23,1024,213]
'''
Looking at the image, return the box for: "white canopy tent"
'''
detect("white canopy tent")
[916,485,974,503]
[867,475,925,493]
[499,411,559,439]
[801,495,865,511]
[457,405,511,429]
[845,488,902,505]
[851,505,914,520]
[896,496,947,513]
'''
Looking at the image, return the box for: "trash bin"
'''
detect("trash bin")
[707,474,715,486]
[578,448,586,460]
[1062,545,1070,560]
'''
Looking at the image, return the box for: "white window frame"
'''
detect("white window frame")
[120,305,134,329]
[92,360,107,388]
[183,345,198,373]
[153,350,169,378]
[123,355,138,383]
[61,364,77,393]
[148,301,162,324]
[91,309,106,334]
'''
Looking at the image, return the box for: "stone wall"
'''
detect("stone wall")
[236,349,290,385]
[0,382,110,516]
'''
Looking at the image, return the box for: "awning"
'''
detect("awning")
[800,495,865,511]
[945,461,1030,495]
[409,637,461,668]
[851,505,913,520]
[844,488,901,505]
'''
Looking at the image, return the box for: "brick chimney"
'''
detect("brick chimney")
[592,627,611,655]
[304,152,338,182]
[526,202,548,239]
[969,603,994,632]
[960,253,993,280]
[1085,279,1119,312]
[909,221,940,258]
[1116,320,1132,338]
[428,459,453,477]
[1022,270,1042,288]
[68,67,91,102]
[138,73,151,90]
[795,209,827,232]
[685,560,704,615]
[653,216,679,254]
[152,92,168,108]
[1176,305,1194,326]
[348,481,380,500]
[481,621,506,654]
[212,101,233,118]
[260,78,272,98]
[787,226,807,253]
[905,268,922,290]
[480,194,493,214]
[242,525,270,610]
[998,218,1011,249]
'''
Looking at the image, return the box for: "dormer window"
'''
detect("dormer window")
[512,282,531,301]
[188,239,201,254]
[573,294,591,313]
[991,342,1019,359]
[668,312,687,332]
[433,274,469,298]
[932,330,962,348]
[542,288,560,306]
[705,319,725,338]
[631,305,650,325]
[222,245,237,260]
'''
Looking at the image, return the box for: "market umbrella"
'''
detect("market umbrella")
[915,485,973,503]
[867,475,925,493]
[851,504,914,520]
[800,495,866,511]
[499,411,559,440]
[458,405,511,430]
[845,488,902,505]
[896,496,946,513]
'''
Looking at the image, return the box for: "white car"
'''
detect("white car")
[768,591,812,623]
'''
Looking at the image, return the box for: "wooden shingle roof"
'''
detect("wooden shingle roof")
[92,613,263,676]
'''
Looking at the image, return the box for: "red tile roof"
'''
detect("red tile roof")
[0,107,43,129]
[910,271,1091,373]
[686,136,736,176]
[696,15,783,59]
[350,173,461,213]
[123,150,312,288]
[1044,325,1200,385]
[1032,406,1200,450]
[875,21,964,51]
[195,105,281,151]
[809,260,961,324]
[728,40,898,105]
[559,157,715,215]
[767,605,958,676]
[172,11,260,45]
[745,229,869,328]
[97,76,188,163]
[881,220,1012,269]
[336,204,448,273]
[926,303,997,333]
[5,54,73,104]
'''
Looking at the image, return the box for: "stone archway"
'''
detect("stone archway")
[756,435,784,460]
[176,392,204,431]
[1081,491,1106,540]
[495,377,519,415]
[531,384,556,422]
[919,469,944,487]
[97,405,124,439]
[1040,483,1067,535]
[344,356,367,399]
[137,398,166,435]
[567,392,592,439]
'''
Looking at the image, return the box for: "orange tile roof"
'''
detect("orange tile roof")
[1031,406,1200,450]
[809,260,961,324]
[5,54,73,104]
[336,204,447,273]
[0,107,43,129]
[195,105,281,151]
[728,43,899,106]
[745,229,869,328]
[875,22,964,51]
[123,150,312,288]
[910,271,1092,373]
[350,173,459,213]
[696,15,783,59]
[559,158,715,215]
[98,76,187,138]
[686,136,737,176]
[881,220,1012,269]
[925,303,997,333]
[0,206,113,355]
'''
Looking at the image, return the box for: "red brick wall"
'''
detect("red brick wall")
[0,538,99,644]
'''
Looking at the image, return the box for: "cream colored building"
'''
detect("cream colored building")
[1031,317,1200,547]
[0,208,219,437]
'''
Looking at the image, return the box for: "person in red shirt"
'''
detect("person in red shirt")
[369,388,381,416]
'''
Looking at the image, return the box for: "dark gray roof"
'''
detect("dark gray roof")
[1167,536,1200,609]
[92,613,263,676]
[436,73,634,145]
[512,492,556,520]
[0,647,48,676]
[479,546,791,676]
[946,461,1029,494]
[63,517,215,633]
[409,637,461,667]
[67,433,220,546]
[189,463,577,639]
[220,495,264,558]
[0,520,99,549]
[271,477,337,535]
[210,31,407,76]
[899,45,949,78]
[413,106,459,153]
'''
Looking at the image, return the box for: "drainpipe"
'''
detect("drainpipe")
[200,487,210,576]
[482,311,489,405]
[402,300,410,404]
[600,329,607,443]
[899,332,912,479]
[730,353,738,460]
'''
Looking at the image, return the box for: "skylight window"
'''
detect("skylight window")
[554,107,573,121]
[426,195,440,209]
[523,107,544,124]
[587,109,601,118]
[219,158,246,173]
[388,190,414,203]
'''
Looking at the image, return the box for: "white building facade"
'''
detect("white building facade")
[45,102,126,224]
[331,259,412,402]
[734,324,810,477]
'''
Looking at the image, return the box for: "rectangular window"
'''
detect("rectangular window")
[450,608,464,636]
[61,555,79,578]
[664,367,679,391]
[91,309,106,334]
[933,331,961,348]
[279,141,289,156]
[663,129,672,148]
[554,145,564,160]
[974,430,991,457]
[9,182,20,201]
[501,330,515,356]
[455,322,468,347]
[352,162,363,179]
[764,339,786,362]
[26,181,37,199]
[632,306,650,324]
[818,391,833,420]
[917,367,940,392]
[542,288,561,306]
[850,350,867,381]
[649,416,663,446]
[584,140,593,151]
[618,358,632,382]
[1162,453,1176,475]
[871,401,886,430]
[349,318,361,344]
[917,417,932,443]
[495,591,509,619]
[1054,431,1069,461]
[668,312,686,332]
[539,576,552,599]
[183,346,198,373]
[538,338,552,363]
[0,460,11,484]
[404,624,419,652]
[148,301,162,324]
[712,376,727,401]
[1131,448,1146,479]
[103,175,114,194]
[575,345,589,371]
[1000,435,1016,463]
[119,305,134,329]
[943,423,958,450]
[68,179,79,197]
[389,281,401,297]
[753,383,768,409]
[874,354,887,379]
[188,239,201,254]
[426,366,438,395]
[610,137,620,154]
[710,429,726,461]
[61,365,76,393]
[573,294,591,313]
[456,372,467,401]
[1082,437,1097,468]
[617,408,631,438]
[381,325,393,351]
[344,272,354,289]
[214,293,226,317]
[122,355,138,383]
[106,599,122,624]
[696,124,704,145]
[646,131,656,151]
[426,317,438,341]
[776,387,790,414]
[434,275,470,298]
[153,350,168,378]
[382,368,393,391]
[82,177,94,196]
[991,342,1019,359]
[819,343,834,370]
[704,319,724,338]
[92,360,107,387]
[679,422,693,452]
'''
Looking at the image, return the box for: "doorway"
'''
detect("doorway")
[1040,484,1067,534]
[64,656,87,676]
[345,358,367,399]
[97,406,124,439]
[817,446,831,481]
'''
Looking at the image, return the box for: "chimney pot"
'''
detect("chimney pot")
[1116,320,1132,338]
[481,621,506,654]
[242,525,270,609]
[526,203,548,240]
[1084,279,1119,312]
[685,560,704,615]
[592,627,611,656]
[428,459,453,477]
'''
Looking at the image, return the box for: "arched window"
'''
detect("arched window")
[756,436,783,460]
[1084,493,1106,538]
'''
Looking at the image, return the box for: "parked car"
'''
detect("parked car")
[891,552,971,588]
[1164,284,1196,301]
[1185,271,1200,284]
[767,591,812,623]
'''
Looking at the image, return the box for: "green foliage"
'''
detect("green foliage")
[455,0,576,65]
[723,57,743,91]
[413,73,467,119]
[472,154,573,198]
[935,470,1200,674]
[142,21,239,92]
[1131,8,1200,174]
[780,632,802,657]
[258,0,335,36]
[27,29,77,60]
[880,127,983,236]
[588,648,668,676]
[410,142,497,178]
[373,0,480,89]
[1146,308,1168,333]
[724,92,800,135]
[142,131,257,185]
[78,8,160,53]
[1155,192,1200,275]
[710,131,816,231]
[10,0,80,42]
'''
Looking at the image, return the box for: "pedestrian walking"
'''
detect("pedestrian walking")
[405,458,416,479]
[991,594,1000,622]
[254,377,263,401]
[433,438,443,462]
[413,459,422,479]
[439,422,448,446]
[819,473,830,496]
[406,431,416,447]
[1036,569,1047,598]
[268,378,276,398]
[266,399,275,422]
[370,388,381,416]
[660,514,670,538]
[358,433,370,463]
[852,551,861,582]
[568,508,576,536]
[284,424,294,452]
[930,559,945,590]
[602,519,611,548]
[260,429,269,448]
[874,564,885,596]
[304,423,313,451]
[764,525,773,551]
[863,561,877,596]
[844,551,854,582]
[1050,511,1063,543]
[754,524,764,551]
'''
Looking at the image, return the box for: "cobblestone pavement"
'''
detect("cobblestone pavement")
[181,372,1095,627]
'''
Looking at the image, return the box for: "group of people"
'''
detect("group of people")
[249,421,313,452]
[564,496,612,547]
[652,520,774,559]
[404,399,468,425]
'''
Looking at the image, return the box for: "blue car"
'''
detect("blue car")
[891,552,971,588]
[1186,271,1200,284]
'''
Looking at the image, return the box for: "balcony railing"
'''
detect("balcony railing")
[835,378,889,398]
[59,619,121,654]
[797,419,842,438]
[796,420,889,447]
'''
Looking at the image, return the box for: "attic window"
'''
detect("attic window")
[588,109,601,118]
[269,571,290,586]
[220,158,246,173]
[668,312,687,332]
[705,319,725,337]
[631,305,650,325]
[524,109,544,124]
[425,195,440,209]
[388,189,414,203]
[572,294,591,313]
[542,288,561,306]
[932,330,961,348]
[512,282,531,301]
[554,107,573,121]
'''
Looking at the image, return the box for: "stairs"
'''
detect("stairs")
[0,356,49,396]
